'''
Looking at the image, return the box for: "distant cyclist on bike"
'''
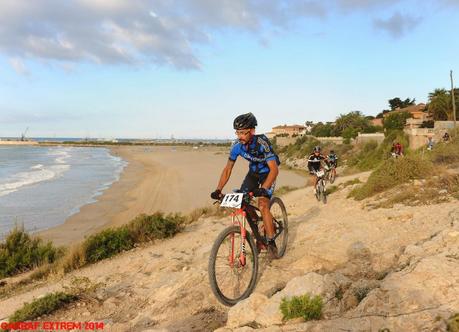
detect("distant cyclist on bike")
[210,113,281,258]
[326,150,338,178]
[307,146,326,194]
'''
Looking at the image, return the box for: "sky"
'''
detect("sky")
[1,0,459,139]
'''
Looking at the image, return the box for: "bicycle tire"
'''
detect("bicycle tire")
[270,197,289,258]
[208,225,258,306]
[320,180,327,204]
[329,170,336,184]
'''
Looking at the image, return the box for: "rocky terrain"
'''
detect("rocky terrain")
[1,171,458,331]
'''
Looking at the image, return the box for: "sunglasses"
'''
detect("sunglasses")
[235,130,251,136]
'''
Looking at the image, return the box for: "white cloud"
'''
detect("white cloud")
[9,58,29,75]
[0,0,444,70]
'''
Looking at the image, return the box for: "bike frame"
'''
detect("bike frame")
[228,203,269,267]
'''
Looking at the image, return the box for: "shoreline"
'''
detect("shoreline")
[36,145,307,246]
[36,146,144,246]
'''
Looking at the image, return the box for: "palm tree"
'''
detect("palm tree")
[428,89,451,120]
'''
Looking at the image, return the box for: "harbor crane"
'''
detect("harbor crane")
[21,127,29,141]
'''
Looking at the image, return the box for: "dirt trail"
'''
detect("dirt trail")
[1,171,458,331]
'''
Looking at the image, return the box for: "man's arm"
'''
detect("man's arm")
[216,159,236,191]
[262,160,279,189]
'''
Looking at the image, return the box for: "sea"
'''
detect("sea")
[0,145,127,239]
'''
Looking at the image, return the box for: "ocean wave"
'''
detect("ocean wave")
[0,164,70,198]
[47,148,72,164]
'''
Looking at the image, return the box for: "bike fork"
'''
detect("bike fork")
[229,214,247,267]
[239,223,247,266]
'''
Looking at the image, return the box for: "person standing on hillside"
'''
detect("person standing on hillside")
[391,142,404,158]
[210,113,281,259]
[427,136,434,151]
[443,132,450,142]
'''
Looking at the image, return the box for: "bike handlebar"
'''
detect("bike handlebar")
[213,191,254,204]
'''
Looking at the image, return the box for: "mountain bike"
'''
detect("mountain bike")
[208,192,288,306]
[314,169,327,204]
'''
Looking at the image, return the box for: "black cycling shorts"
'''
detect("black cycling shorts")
[240,172,275,198]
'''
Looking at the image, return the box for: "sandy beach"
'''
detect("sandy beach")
[37,145,307,246]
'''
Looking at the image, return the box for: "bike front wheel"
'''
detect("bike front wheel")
[319,180,327,204]
[208,226,258,306]
[329,170,336,184]
[270,197,289,258]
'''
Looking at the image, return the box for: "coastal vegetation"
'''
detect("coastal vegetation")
[6,276,96,325]
[349,129,459,201]
[309,111,382,139]
[349,155,434,200]
[8,291,77,322]
[346,130,409,172]
[0,228,63,278]
[0,213,185,285]
[62,212,184,271]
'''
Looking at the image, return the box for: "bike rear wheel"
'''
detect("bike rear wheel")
[208,226,258,306]
[270,197,289,258]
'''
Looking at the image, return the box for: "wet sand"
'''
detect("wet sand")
[37,145,307,246]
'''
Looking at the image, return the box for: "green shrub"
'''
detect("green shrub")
[127,213,184,242]
[0,228,63,278]
[383,111,412,131]
[448,313,459,332]
[429,134,459,165]
[349,155,434,200]
[83,227,133,263]
[9,291,77,322]
[346,130,410,172]
[83,212,184,264]
[347,141,382,171]
[281,136,320,159]
[279,294,323,321]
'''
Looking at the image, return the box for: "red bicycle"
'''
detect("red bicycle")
[208,192,288,306]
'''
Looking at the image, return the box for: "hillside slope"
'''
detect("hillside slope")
[2,171,458,331]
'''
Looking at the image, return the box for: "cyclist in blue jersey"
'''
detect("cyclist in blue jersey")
[210,113,280,258]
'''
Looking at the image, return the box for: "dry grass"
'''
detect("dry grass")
[367,174,459,209]
[349,155,434,201]
[276,185,301,196]
[342,178,362,187]
[186,205,229,223]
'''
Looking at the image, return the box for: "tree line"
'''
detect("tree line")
[308,87,458,139]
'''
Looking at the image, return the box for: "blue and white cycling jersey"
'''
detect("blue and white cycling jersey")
[229,134,280,174]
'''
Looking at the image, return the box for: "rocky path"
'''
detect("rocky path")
[1,171,459,331]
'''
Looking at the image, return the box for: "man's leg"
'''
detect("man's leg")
[258,197,274,239]
[258,196,278,258]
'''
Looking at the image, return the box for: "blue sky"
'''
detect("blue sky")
[1,0,458,139]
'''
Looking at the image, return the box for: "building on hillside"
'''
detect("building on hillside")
[383,103,430,121]
[271,124,306,137]
[355,132,385,145]
[371,118,383,127]
[404,121,455,149]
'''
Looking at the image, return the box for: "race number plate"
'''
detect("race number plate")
[220,193,244,208]
[316,170,325,177]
